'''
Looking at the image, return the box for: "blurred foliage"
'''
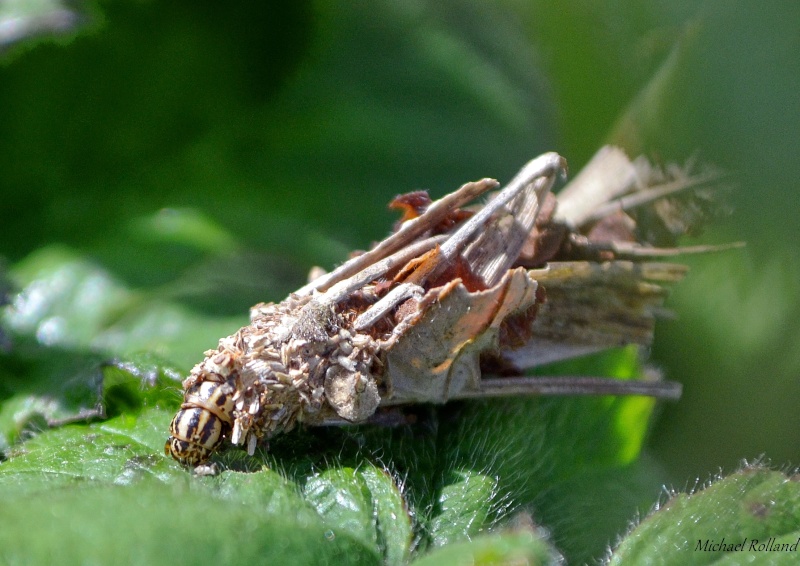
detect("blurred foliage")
[1,0,799,564]
[609,465,800,565]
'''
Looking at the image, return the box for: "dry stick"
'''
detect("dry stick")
[299,152,565,298]
[420,152,565,287]
[439,153,565,261]
[318,235,447,306]
[555,146,635,228]
[449,376,683,401]
[577,239,746,260]
[312,153,566,308]
[582,172,721,225]
[465,170,559,287]
[353,282,423,331]
[344,153,566,324]
[315,376,683,427]
[296,177,500,296]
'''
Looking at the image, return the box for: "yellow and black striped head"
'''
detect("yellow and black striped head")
[165,380,235,466]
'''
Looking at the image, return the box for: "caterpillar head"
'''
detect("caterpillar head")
[165,380,235,466]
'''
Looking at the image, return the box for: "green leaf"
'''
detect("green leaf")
[304,468,381,555]
[607,21,702,157]
[422,395,664,562]
[0,480,380,566]
[205,468,320,523]
[0,343,104,450]
[128,207,238,255]
[609,466,800,565]
[429,471,498,547]
[4,245,135,350]
[3,244,245,369]
[359,465,414,566]
[532,346,658,465]
[0,344,182,452]
[412,531,559,566]
[92,300,243,370]
[303,465,413,565]
[0,407,182,498]
[0,0,90,60]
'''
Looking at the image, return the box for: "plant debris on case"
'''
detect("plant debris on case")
[166,146,735,468]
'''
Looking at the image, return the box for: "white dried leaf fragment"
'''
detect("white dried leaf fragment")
[382,267,540,405]
[324,366,380,422]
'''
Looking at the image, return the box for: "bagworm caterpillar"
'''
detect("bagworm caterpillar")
[167,147,727,467]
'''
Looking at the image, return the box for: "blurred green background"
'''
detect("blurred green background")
[1,0,797,491]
